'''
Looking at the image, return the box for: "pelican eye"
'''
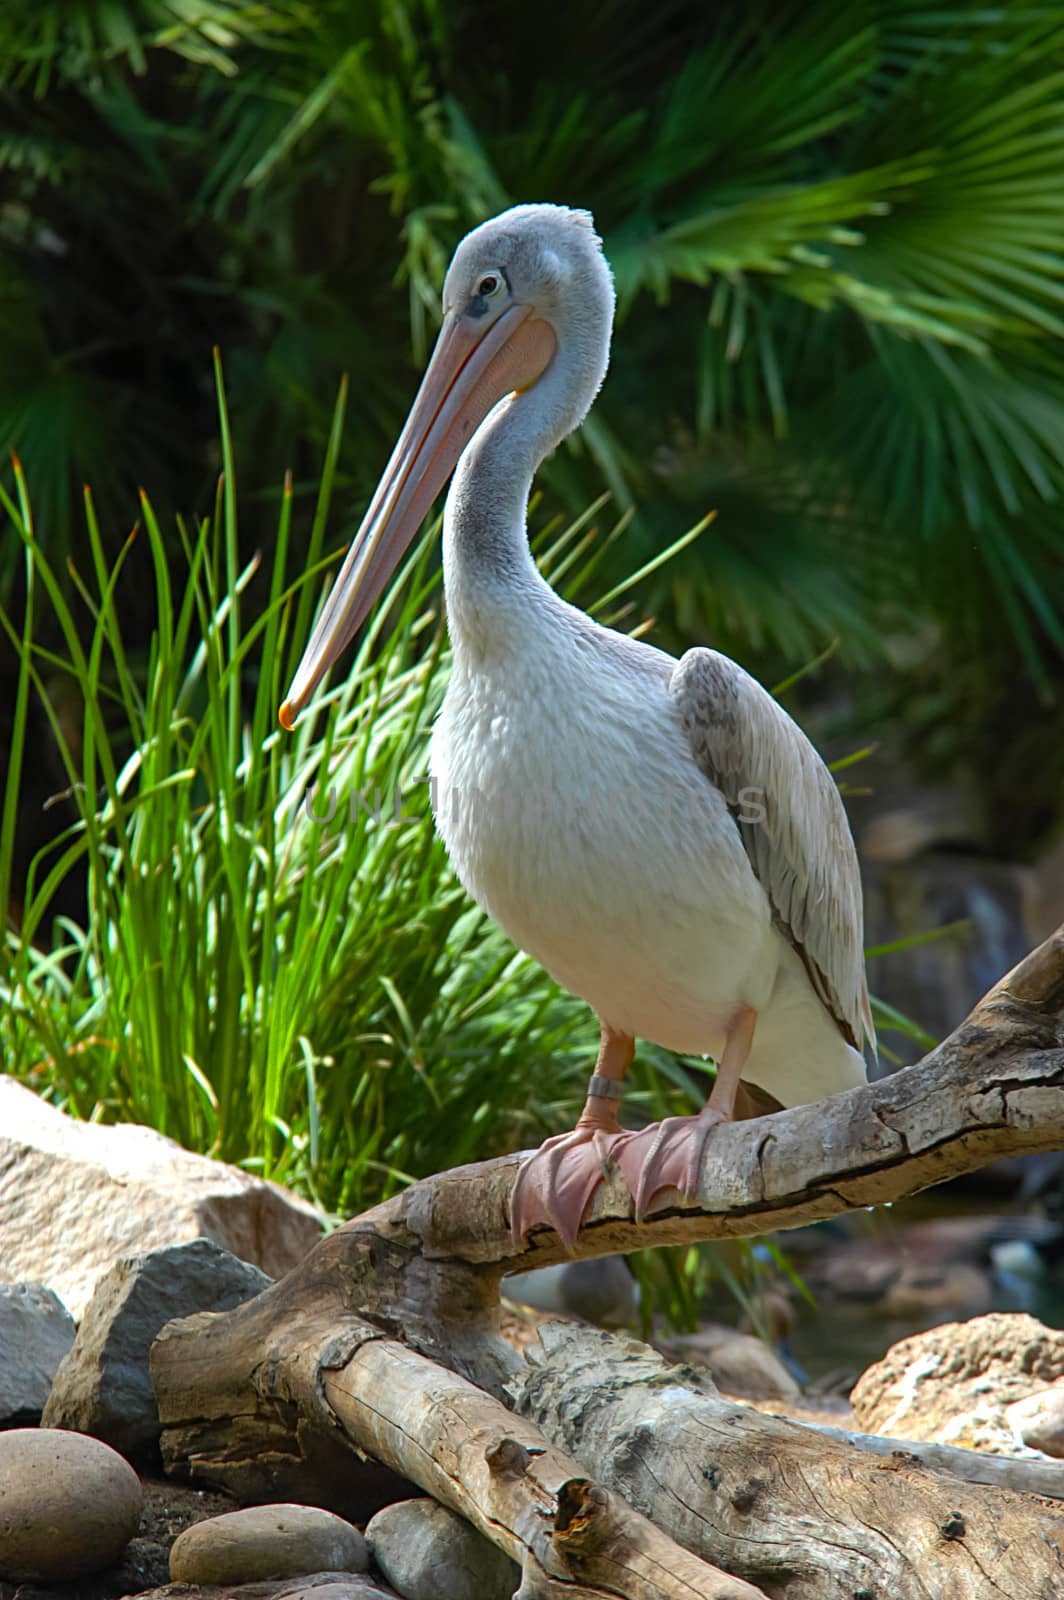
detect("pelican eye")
[477,272,502,297]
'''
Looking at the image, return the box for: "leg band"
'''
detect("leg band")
[587,1073,624,1102]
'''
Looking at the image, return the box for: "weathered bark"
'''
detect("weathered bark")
[151,927,1064,1600]
[789,1417,1064,1499]
[408,923,1064,1278]
[153,1309,764,1599]
[515,1321,1064,1600]
[323,1332,765,1599]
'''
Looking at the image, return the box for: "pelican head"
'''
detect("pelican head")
[280,203,614,728]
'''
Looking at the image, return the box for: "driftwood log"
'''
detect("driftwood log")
[152,928,1064,1599]
[515,1321,1064,1600]
[775,1415,1064,1500]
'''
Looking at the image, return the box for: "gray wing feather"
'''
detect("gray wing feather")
[671,647,875,1054]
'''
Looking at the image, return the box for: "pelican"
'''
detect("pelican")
[281,204,875,1246]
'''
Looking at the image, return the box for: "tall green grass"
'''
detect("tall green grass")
[0,365,926,1337]
[0,362,721,1222]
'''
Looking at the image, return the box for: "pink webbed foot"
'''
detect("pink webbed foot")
[615,1106,730,1219]
[510,1123,632,1247]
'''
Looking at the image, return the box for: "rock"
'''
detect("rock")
[43,1239,272,1460]
[133,1575,396,1600]
[0,1281,76,1422]
[169,1503,367,1583]
[0,1075,322,1318]
[1006,1386,1064,1457]
[800,1214,1051,1315]
[851,1311,1064,1453]
[270,1585,394,1600]
[865,1262,991,1318]
[366,1498,518,1600]
[0,1426,142,1580]
[503,1256,638,1327]
[654,1324,800,1401]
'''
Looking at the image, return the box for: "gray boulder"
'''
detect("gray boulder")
[0,1281,76,1422]
[43,1238,271,1459]
[503,1256,638,1327]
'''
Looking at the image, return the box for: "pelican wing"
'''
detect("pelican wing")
[671,647,875,1053]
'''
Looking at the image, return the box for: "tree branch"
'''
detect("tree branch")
[362,922,1064,1278]
[151,926,1064,1600]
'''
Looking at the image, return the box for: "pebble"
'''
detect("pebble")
[366,1498,518,1600]
[169,1502,368,1583]
[0,1427,142,1581]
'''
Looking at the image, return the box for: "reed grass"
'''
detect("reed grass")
[0,363,717,1222]
[0,360,926,1322]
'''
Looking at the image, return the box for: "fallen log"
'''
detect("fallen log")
[323,1330,765,1599]
[789,1416,1064,1500]
[515,1321,1064,1600]
[153,1307,764,1599]
[151,926,1064,1599]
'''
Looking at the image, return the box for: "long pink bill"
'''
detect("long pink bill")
[280,303,556,729]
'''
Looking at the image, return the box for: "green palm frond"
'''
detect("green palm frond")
[0,0,1062,719]
[0,0,294,91]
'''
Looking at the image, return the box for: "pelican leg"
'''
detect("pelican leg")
[616,1005,757,1219]
[510,1023,634,1248]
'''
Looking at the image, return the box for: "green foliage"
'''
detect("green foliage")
[1,376,762,1219]
[0,382,926,1339]
[1,0,1062,710]
[0,387,500,1210]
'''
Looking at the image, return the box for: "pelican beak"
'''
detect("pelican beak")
[280,303,557,729]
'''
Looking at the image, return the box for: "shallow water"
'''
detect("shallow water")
[778,1191,1064,1387]
[787,1276,1064,1390]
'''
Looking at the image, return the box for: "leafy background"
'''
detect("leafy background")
[1,2,1063,1248]
[4,3,1063,692]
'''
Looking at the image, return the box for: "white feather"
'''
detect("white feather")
[431,587,868,1107]
[423,203,870,1110]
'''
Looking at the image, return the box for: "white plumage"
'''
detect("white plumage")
[282,202,874,1242]
[431,561,869,1111]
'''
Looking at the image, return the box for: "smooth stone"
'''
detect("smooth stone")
[0,1427,142,1581]
[1006,1386,1064,1457]
[170,1503,368,1583]
[503,1256,638,1328]
[366,1498,518,1600]
[270,1584,395,1600]
[44,1238,272,1461]
[0,1074,322,1319]
[0,1282,76,1422]
[655,1324,800,1402]
[133,1575,395,1600]
[804,1214,1019,1315]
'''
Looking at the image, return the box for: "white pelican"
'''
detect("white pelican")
[281,204,875,1246]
